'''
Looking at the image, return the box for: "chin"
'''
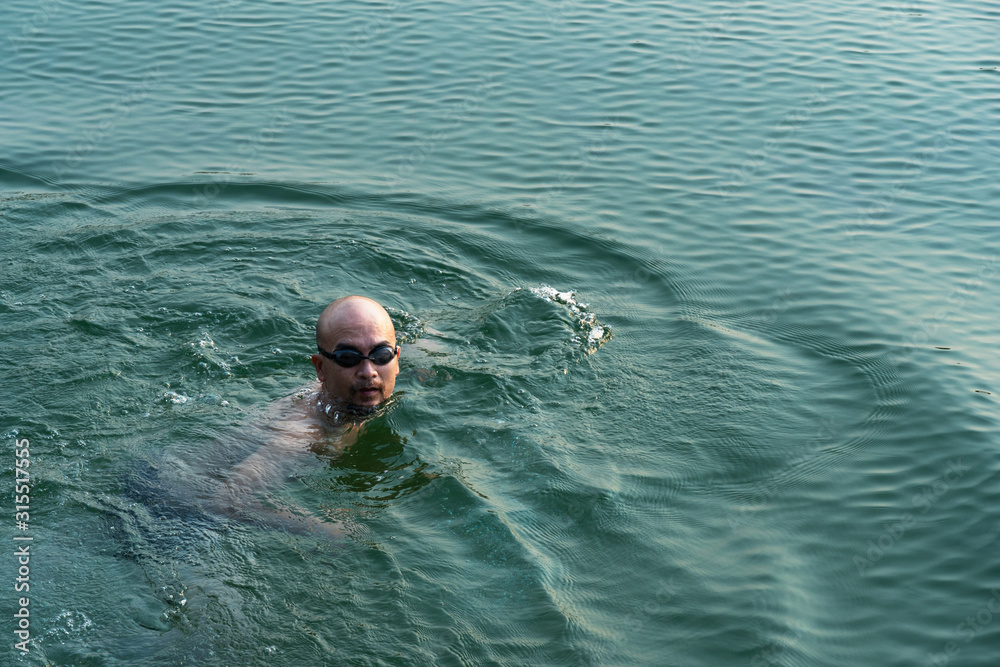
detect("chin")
[349,393,384,410]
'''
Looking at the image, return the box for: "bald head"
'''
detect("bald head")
[316,296,396,349]
[312,296,400,410]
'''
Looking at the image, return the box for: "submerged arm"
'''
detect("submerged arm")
[210,402,348,539]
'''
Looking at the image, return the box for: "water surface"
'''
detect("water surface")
[2,0,999,665]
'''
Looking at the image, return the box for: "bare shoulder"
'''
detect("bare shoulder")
[227,385,344,487]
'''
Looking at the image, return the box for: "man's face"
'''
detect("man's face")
[311,302,399,409]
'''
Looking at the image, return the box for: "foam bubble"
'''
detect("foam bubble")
[46,610,95,638]
[163,391,189,405]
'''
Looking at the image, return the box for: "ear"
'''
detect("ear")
[311,353,326,381]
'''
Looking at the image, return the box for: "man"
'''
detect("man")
[208,296,404,538]
[311,295,401,412]
[129,297,408,543]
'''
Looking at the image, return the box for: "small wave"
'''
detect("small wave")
[529,284,612,352]
[386,306,424,344]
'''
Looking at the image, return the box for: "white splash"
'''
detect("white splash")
[530,284,612,352]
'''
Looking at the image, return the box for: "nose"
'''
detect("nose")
[356,359,378,379]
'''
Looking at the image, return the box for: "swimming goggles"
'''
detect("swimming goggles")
[318,344,398,368]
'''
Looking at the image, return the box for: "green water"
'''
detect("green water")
[2,0,999,665]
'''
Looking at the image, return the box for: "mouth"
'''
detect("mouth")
[354,386,382,401]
